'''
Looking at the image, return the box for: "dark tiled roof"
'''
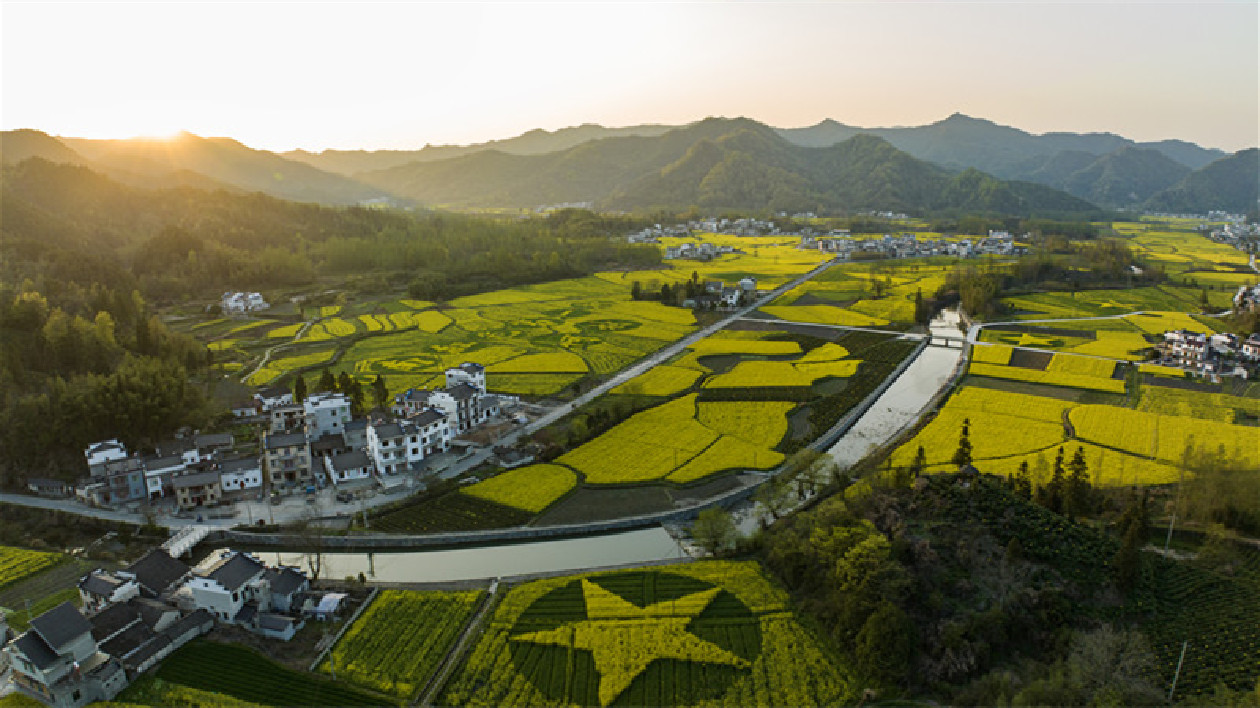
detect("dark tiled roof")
[14,632,59,670]
[127,549,190,596]
[256,385,289,398]
[448,382,479,400]
[234,601,259,625]
[79,570,126,597]
[163,609,214,640]
[265,432,308,450]
[90,602,141,642]
[195,433,234,449]
[311,434,348,455]
[373,421,404,439]
[207,552,264,592]
[124,634,171,668]
[172,470,220,489]
[29,602,92,652]
[411,408,447,427]
[459,362,485,373]
[99,620,155,659]
[219,456,260,474]
[144,454,186,471]
[257,613,298,632]
[329,450,370,473]
[264,567,307,597]
[130,597,177,629]
[344,419,368,432]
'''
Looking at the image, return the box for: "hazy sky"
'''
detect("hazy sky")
[3,2,1257,152]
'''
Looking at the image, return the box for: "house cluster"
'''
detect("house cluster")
[63,363,507,511]
[4,547,340,707]
[626,223,690,244]
[1157,329,1260,378]
[663,241,741,261]
[799,230,1027,260]
[1234,282,1260,313]
[261,363,503,490]
[682,278,759,309]
[70,434,258,511]
[219,291,268,315]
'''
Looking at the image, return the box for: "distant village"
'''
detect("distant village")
[627,218,1029,261]
[29,363,517,515]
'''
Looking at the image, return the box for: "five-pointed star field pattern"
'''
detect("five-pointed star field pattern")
[511,579,750,706]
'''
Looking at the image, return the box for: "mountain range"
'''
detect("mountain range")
[3,114,1254,214]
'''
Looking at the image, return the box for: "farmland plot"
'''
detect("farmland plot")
[438,562,855,707]
[319,589,484,700]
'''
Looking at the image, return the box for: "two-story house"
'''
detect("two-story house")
[325,449,374,484]
[4,603,127,708]
[218,456,263,497]
[187,551,306,641]
[172,470,223,510]
[79,550,190,613]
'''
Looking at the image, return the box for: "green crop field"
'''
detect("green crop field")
[439,562,855,707]
[765,260,955,327]
[319,589,483,700]
[151,641,392,706]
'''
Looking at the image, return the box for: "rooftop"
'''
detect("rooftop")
[203,551,265,592]
[126,549,190,596]
[29,602,93,652]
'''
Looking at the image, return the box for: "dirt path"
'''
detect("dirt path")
[241,318,315,384]
[415,580,501,707]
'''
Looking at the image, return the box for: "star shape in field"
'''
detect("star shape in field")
[511,579,750,706]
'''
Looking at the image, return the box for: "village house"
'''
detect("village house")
[303,392,352,439]
[217,456,264,497]
[262,431,312,487]
[3,603,128,708]
[253,385,293,412]
[186,551,307,641]
[220,292,268,315]
[171,470,222,510]
[324,449,374,485]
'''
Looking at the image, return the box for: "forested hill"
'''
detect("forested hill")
[357,118,1104,217]
[1,158,660,303]
[2,129,397,206]
[283,123,676,175]
[1144,148,1260,215]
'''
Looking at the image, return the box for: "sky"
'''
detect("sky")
[2,2,1257,153]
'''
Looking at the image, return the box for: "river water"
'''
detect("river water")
[825,309,965,467]
[244,526,686,583]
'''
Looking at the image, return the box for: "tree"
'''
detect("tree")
[292,375,307,403]
[1042,446,1066,514]
[853,601,917,687]
[691,507,738,556]
[372,374,389,409]
[317,368,336,393]
[951,418,973,467]
[913,287,928,326]
[630,281,642,301]
[1013,459,1033,499]
[1065,445,1092,518]
[908,445,927,479]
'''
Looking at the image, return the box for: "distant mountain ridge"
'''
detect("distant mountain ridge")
[1144,148,1259,214]
[355,117,1102,216]
[5,114,1249,213]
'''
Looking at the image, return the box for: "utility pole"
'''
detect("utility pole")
[1168,640,1188,701]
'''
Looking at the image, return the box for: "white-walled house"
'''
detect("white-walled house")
[303,392,352,439]
[221,292,269,314]
[84,441,128,475]
[3,603,127,708]
[218,457,263,495]
[444,362,486,389]
[325,450,373,484]
[187,551,307,641]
